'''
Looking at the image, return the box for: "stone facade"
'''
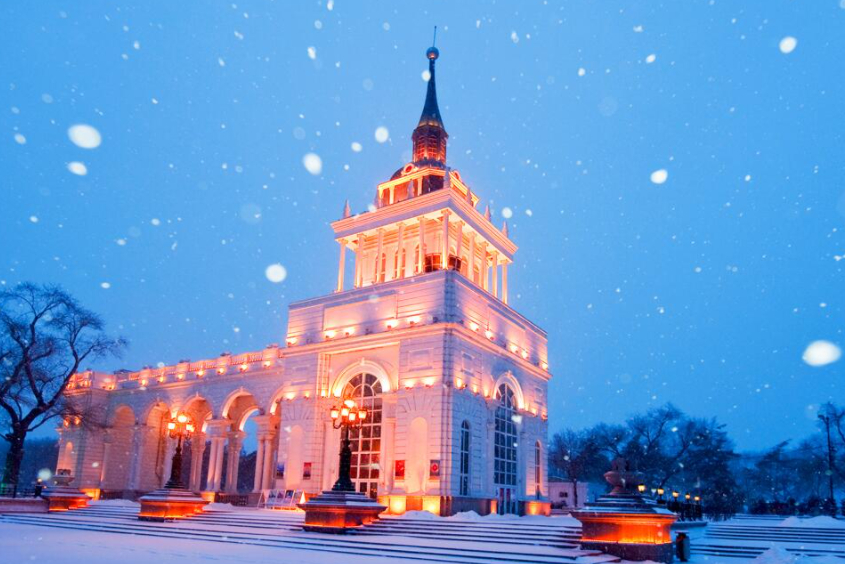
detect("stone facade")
[58,46,552,516]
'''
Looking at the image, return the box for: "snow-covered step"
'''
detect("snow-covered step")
[0,506,618,564]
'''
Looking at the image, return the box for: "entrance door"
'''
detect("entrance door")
[342,373,383,499]
[494,383,519,514]
[497,486,518,515]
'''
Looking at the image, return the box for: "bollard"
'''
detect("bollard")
[675,532,691,562]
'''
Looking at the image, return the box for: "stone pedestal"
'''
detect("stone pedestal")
[572,459,677,563]
[41,473,90,512]
[138,486,208,521]
[298,490,386,533]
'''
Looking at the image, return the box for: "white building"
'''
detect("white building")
[58,45,552,516]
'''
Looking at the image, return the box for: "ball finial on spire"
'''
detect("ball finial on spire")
[427,26,439,60]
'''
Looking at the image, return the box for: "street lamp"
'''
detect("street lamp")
[329,398,367,493]
[164,413,195,489]
[637,483,646,494]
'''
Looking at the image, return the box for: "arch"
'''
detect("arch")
[237,406,261,431]
[221,387,259,419]
[107,404,136,427]
[331,359,392,397]
[181,394,215,420]
[139,399,170,426]
[493,372,525,410]
[267,385,286,415]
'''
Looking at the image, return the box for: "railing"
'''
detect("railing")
[0,484,37,498]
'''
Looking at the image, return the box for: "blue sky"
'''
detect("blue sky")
[2,1,843,451]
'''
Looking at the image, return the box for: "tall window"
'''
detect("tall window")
[414,245,421,274]
[535,441,542,498]
[495,383,518,513]
[379,253,387,282]
[459,421,471,496]
[343,374,383,499]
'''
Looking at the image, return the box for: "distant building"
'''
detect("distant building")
[57,45,551,517]
[549,477,589,511]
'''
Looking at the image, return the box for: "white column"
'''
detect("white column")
[261,437,275,490]
[491,251,499,298]
[336,239,346,292]
[502,261,508,304]
[396,222,405,279]
[374,228,384,283]
[482,247,489,291]
[355,234,364,288]
[161,439,175,487]
[469,233,477,284]
[253,437,265,492]
[456,221,464,271]
[205,437,219,491]
[99,434,112,488]
[441,210,450,268]
[190,433,206,491]
[417,217,425,273]
[225,431,245,493]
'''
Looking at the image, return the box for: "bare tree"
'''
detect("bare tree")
[548,429,607,508]
[0,283,125,492]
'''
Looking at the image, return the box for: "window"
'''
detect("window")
[394,247,406,279]
[414,245,421,274]
[379,253,386,282]
[342,374,383,499]
[459,421,470,496]
[494,383,519,514]
[535,441,542,498]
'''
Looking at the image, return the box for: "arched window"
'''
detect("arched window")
[460,255,469,277]
[459,420,471,496]
[494,383,518,514]
[535,441,542,498]
[342,374,383,499]
[414,245,421,274]
[379,253,387,283]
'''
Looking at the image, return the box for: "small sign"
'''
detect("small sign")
[394,460,405,480]
[430,459,441,478]
[275,463,285,479]
[303,462,312,480]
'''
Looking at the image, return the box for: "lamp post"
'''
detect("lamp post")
[164,413,195,489]
[329,398,367,493]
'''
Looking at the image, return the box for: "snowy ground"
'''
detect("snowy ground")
[1,503,843,564]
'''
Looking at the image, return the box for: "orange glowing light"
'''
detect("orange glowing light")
[286,336,298,346]
[176,373,185,380]
[404,381,415,389]
[325,330,337,339]
[217,367,226,375]
[197,370,205,378]
[157,376,165,383]
[471,384,479,394]
[510,344,519,354]
[469,321,479,332]
[140,379,148,387]
[423,377,435,387]
[240,363,248,372]
[408,316,420,326]
[344,327,355,336]
[485,330,494,340]
[541,361,548,370]
[263,360,272,367]
[386,320,397,330]
[455,378,463,389]
[521,349,529,359]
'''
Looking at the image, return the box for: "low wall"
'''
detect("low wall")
[0,497,49,513]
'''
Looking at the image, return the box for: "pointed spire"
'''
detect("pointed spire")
[412,30,448,165]
[484,205,491,221]
[502,221,509,237]
[466,187,473,205]
[342,199,351,219]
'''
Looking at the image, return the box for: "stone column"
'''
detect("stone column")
[189,433,206,491]
[99,432,113,488]
[355,233,364,288]
[469,233,477,284]
[456,221,464,267]
[128,425,152,491]
[204,421,229,492]
[502,261,508,305]
[396,222,405,279]
[491,251,499,299]
[253,436,266,492]
[225,431,245,493]
[441,210,451,268]
[161,437,176,488]
[482,247,489,291]
[261,437,275,490]
[417,216,425,273]
[375,228,384,283]
[336,239,346,292]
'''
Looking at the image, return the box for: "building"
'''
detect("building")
[57,45,552,517]
[548,477,590,512]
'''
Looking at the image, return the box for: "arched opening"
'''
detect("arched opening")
[102,405,135,491]
[459,420,471,496]
[220,393,260,494]
[494,383,518,514]
[138,402,170,491]
[342,373,383,499]
[181,396,212,492]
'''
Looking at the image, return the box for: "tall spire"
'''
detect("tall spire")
[412,28,448,166]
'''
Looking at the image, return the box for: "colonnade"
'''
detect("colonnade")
[336,210,511,304]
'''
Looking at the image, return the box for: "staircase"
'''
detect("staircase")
[690,517,845,560]
[0,503,619,564]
